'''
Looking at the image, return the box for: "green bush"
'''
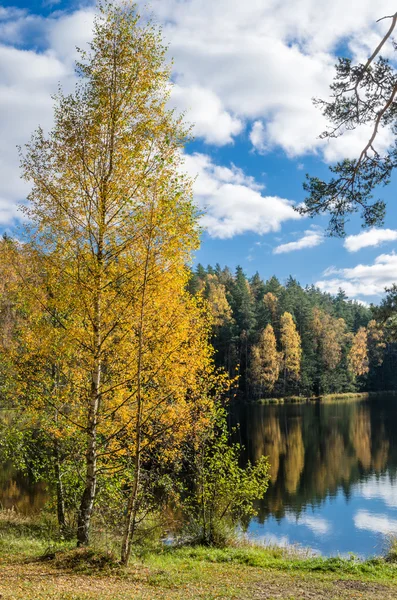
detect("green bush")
[179,408,269,546]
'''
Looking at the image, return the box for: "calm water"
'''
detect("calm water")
[2,397,397,556]
[0,460,47,514]
[235,396,397,557]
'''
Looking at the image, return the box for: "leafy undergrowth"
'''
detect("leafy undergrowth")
[40,547,121,573]
[0,510,73,557]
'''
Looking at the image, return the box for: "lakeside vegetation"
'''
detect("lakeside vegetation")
[252,390,397,404]
[0,2,269,564]
[1,511,397,600]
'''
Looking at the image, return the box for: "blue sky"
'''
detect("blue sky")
[1,0,397,304]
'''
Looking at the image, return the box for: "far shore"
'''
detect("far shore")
[250,390,397,405]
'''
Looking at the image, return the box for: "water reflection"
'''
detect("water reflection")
[0,461,47,514]
[235,397,397,556]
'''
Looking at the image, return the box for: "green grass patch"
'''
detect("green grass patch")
[254,390,397,405]
[144,545,397,582]
[2,512,397,600]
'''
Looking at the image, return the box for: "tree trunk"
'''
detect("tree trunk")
[54,437,66,530]
[77,406,98,546]
[120,231,151,565]
[120,438,141,564]
[77,284,102,546]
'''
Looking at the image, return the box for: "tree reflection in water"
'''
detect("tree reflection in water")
[234,397,397,524]
[0,461,47,514]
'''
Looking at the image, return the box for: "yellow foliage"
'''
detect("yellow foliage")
[250,324,280,394]
[205,274,233,327]
[263,292,278,324]
[348,327,369,377]
[367,320,386,367]
[311,307,347,370]
[280,312,301,379]
[3,1,224,554]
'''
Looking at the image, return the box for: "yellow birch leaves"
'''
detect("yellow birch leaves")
[250,325,280,393]
[280,312,301,380]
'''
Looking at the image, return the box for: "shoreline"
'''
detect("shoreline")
[250,390,397,405]
[1,513,397,600]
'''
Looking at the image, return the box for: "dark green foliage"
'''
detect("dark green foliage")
[300,17,397,234]
[194,265,377,398]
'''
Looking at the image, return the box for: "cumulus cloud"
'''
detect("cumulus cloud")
[0,6,98,229]
[171,84,243,145]
[183,152,301,238]
[144,0,396,158]
[354,510,397,535]
[250,121,267,153]
[273,229,324,254]
[0,43,76,226]
[344,228,397,253]
[317,252,397,298]
[1,0,396,232]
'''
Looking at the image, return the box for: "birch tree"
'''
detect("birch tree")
[280,312,301,388]
[18,0,216,556]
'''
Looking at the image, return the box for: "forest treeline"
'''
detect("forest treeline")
[189,264,397,398]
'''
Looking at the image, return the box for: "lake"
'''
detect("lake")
[234,395,397,557]
[2,396,397,557]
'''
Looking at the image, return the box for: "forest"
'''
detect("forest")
[2,4,397,595]
[190,264,397,399]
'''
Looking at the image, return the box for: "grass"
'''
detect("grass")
[255,390,397,405]
[1,512,397,599]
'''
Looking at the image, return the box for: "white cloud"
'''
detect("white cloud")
[354,475,397,509]
[144,0,396,158]
[285,512,331,536]
[0,1,396,231]
[273,229,324,254]
[171,84,243,145]
[47,9,96,65]
[0,43,76,226]
[354,510,397,535]
[344,228,397,253]
[317,252,397,298]
[250,120,267,153]
[183,152,301,238]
